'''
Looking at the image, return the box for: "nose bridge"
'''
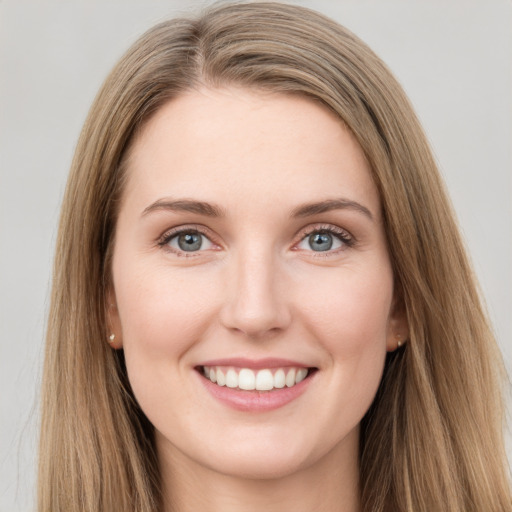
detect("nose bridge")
[221,241,290,337]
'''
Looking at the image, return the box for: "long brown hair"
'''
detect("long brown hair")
[39,2,511,511]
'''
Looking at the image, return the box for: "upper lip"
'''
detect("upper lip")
[196,357,313,369]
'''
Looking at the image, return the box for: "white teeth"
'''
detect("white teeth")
[295,368,308,384]
[203,366,310,391]
[238,368,255,390]
[255,369,274,391]
[285,368,296,387]
[216,369,226,386]
[226,369,238,388]
[274,369,286,388]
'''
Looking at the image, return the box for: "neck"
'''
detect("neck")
[158,430,361,512]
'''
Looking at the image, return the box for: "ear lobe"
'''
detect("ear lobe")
[106,289,123,349]
[386,295,409,352]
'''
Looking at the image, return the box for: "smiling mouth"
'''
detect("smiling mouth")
[198,365,316,392]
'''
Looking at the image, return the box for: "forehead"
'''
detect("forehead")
[122,87,380,218]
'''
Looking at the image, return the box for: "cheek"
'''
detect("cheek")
[298,263,392,405]
[298,270,393,428]
[114,261,221,356]
[112,260,223,423]
[299,264,393,352]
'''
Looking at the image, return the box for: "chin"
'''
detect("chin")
[203,445,313,481]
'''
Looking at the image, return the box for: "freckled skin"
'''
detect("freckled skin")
[110,87,407,511]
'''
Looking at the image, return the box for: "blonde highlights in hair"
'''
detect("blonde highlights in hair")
[39,3,511,511]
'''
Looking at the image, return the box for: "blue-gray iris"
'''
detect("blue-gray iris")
[309,232,333,251]
[178,233,202,251]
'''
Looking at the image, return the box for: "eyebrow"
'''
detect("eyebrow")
[290,198,374,221]
[141,198,225,218]
[141,197,373,221]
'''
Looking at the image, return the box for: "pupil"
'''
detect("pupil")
[309,232,332,251]
[178,233,202,251]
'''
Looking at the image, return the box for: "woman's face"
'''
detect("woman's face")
[110,87,406,479]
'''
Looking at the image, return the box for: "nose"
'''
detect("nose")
[219,248,292,339]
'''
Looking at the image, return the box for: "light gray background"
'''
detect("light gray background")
[1,1,511,511]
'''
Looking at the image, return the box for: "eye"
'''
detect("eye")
[162,229,214,253]
[296,227,352,253]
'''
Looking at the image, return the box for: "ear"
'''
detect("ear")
[386,293,409,352]
[106,287,123,349]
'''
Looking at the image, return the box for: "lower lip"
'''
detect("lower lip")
[197,370,315,412]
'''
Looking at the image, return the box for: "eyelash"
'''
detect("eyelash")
[157,223,355,256]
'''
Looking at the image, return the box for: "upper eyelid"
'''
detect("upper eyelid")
[157,226,222,255]
[159,224,214,241]
[294,223,353,241]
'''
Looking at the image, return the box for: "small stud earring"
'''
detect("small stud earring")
[395,334,403,348]
[108,333,115,343]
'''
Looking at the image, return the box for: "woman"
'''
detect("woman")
[38,2,511,511]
